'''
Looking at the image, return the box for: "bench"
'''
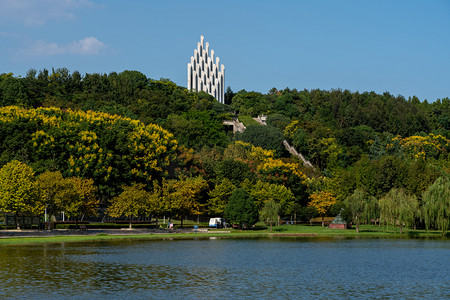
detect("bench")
[79,225,88,231]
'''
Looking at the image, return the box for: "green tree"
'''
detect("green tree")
[230,90,269,116]
[224,86,234,105]
[237,125,285,157]
[379,188,419,233]
[292,127,309,155]
[422,177,450,235]
[266,114,291,131]
[57,177,98,227]
[0,160,41,229]
[260,200,281,231]
[36,171,67,229]
[249,180,295,216]
[224,188,258,229]
[215,159,255,186]
[256,158,309,205]
[164,110,228,150]
[344,189,378,233]
[208,178,236,215]
[0,74,31,107]
[108,184,155,229]
[166,176,208,227]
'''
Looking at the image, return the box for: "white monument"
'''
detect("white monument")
[187,35,225,104]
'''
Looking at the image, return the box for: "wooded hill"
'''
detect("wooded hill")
[0,68,449,232]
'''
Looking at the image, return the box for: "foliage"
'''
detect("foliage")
[292,127,309,155]
[1,68,450,226]
[224,188,259,229]
[260,200,281,231]
[215,158,255,186]
[163,176,208,226]
[344,189,378,233]
[379,188,420,233]
[236,125,285,157]
[223,141,275,163]
[332,155,409,200]
[248,180,294,215]
[57,176,98,220]
[208,178,235,215]
[231,90,269,116]
[108,184,155,228]
[422,177,450,234]
[266,114,291,131]
[0,160,41,229]
[307,191,337,226]
[164,110,228,150]
[395,133,450,160]
[0,106,177,199]
[36,171,67,228]
[257,158,308,204]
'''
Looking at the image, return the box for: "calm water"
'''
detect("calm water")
[0,237,448,299]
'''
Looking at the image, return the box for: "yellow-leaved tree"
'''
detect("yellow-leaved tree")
[308,191,337,226]
[56,177,98,228]
[108,183,157,229]
[248,180,295,216]
[0,160,42,229]
[0,106,178,199]
[36,171,66,229]
[163,176,208,227]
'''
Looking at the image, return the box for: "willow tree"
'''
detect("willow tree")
[260,200,281,231]
[422,177,450,235]
[344,189,377,233]
[379,188,419,233]
[0,160,42,229]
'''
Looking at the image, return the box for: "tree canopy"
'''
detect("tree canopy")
[0,68,449,230]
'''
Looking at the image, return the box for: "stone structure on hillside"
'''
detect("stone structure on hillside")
[187,35,225,104]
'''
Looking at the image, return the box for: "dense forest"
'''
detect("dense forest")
[0,68,449,232]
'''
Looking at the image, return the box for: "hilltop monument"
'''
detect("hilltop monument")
[187,35,225,104]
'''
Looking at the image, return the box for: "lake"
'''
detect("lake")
[0,237,448,299]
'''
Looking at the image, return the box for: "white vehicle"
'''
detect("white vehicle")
[209,217,225,228]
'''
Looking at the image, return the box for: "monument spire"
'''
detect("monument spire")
[187,35,225,104]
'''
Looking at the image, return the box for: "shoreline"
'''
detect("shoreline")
[0,226,447,245]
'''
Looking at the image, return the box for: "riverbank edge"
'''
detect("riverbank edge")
[0,229,447,245]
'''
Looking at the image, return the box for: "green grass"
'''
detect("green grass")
[0,225,447,246]
[238,115,260,127]
[268,224,449,238]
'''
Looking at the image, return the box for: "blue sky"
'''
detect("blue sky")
[1,0,449,102]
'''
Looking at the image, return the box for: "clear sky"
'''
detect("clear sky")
[1,0,449,102]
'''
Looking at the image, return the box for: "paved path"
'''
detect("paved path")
[0,228,193,238]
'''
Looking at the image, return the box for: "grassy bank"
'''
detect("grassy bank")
[0,225,447,246]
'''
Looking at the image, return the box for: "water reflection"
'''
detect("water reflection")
[0,238,448,299]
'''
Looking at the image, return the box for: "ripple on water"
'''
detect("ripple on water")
[0,238,448,299]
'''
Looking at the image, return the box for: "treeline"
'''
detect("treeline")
[0,69,449,233]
